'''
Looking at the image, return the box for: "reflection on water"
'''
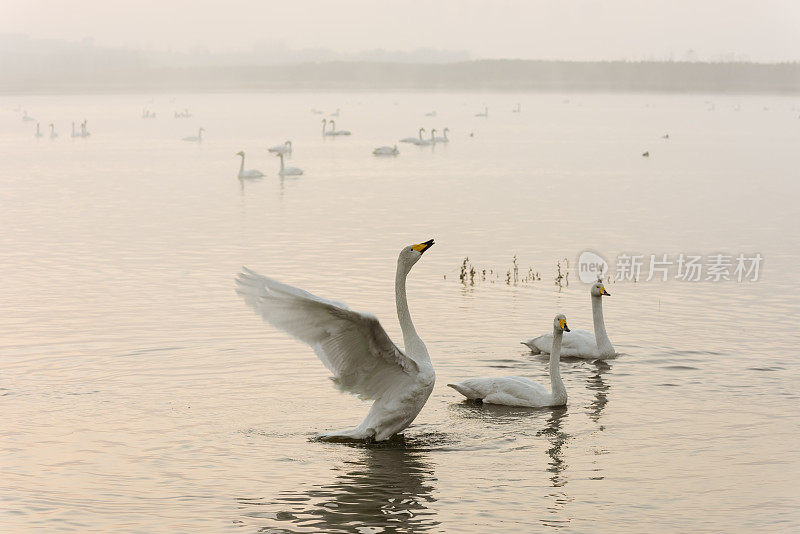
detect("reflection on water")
[238,443,438,533]
[537,406,572,529]
[586,360,611,424]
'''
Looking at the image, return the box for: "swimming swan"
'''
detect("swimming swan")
[34,123,43,138]
[329,120,351,136]
[276,152,303,175]
[49,123,58,138]
[268,140,292,154]
[182,128,204,142]
[236,151,264,178]
[235,239,436,441]
[448,314,569,407]
[322,119,335,136]
[400,128,425,144]
[433,128,449,143]
[523,281,616,359]
[373,145,399,156]
[475,106,488,117]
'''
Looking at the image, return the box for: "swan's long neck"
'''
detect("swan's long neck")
[238,154,245,174]
[322,120,327,134]
[198,129,202,140]
[444,129,448,140]
[395,264,427,359]
[418,129,424,141]
[591,295,614,356]
[279,153,285,171]
[550,327,567,404]
[72,123,75,135]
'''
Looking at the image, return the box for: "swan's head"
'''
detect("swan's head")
[591,281,611,297]
[554,314,570,332]
[398,239,435,271]
[199,127,205,132]
[236,151,244,156]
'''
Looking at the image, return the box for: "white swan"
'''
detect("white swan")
[22,111,34,122]
[267,140,292,154]
[400,128,425,144]
[448,314,569,407]
[329,120,351,136]
[414,129,433,146]
[49,123,58,139]
[373,145,399,156]
[80,120,91,137]
[236,151,264,179]
[523,281,616,359]
[433,128,449,143]
[330,108,340,117]
[475,106,488,117]
[34,123,43,138]
[182,128,204,142]
[512,103,521,113]
[235,239,436,441]
[424,111,437,117]
[276,152,303,175]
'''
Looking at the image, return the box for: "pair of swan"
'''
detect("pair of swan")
[449,281,616,408]
[268,140,292,155]
[399,128,449,145]
[182,128,204,142]
[373,145,399,156]
[236,247,615,440]
[322,119,350,136]
[236,150,303,177]
[236,239,436,441]
[512,103,521,113]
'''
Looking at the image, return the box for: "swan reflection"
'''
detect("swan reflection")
[238,443,438,533]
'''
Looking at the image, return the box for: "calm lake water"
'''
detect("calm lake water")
[2,92,799,532]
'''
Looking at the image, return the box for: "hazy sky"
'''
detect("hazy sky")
[3,0,799,62]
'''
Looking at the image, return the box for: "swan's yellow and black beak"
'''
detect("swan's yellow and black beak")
[411,239,435,254]
[559,318,570,332]
[599,285,611,296]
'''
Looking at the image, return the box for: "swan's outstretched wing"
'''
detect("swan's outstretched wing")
[235,267,418,400]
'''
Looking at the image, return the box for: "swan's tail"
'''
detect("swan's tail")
[447,382,481,400]
[316,427,376,442]
[521,339,542,353]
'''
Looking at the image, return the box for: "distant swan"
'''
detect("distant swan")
[276,152,303,175]
[234,239,435,441]
[433,127,449,143]
[80,120,91,137]
[34,123,43,138]
[400,128,425,143]
[329,120,351,136]
[523,281,616,359]
[23,111,35,122]
[449,314,570,407]
[268,140,292,154]
[512,103,521,113]
[182,128,204,142]
[330,108,340,117]
[373,145,399,156]
[236,151,264,178]
[49,123,58,138]
[424,111,437,117]
[475,106,488,117]
[414,128,434,146]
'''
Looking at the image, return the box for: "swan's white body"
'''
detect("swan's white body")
[182,128,204,142]
[432,128,449,143]
[34,123,43,138]
[49,123,58,138]
[523,282,616,359]
[236,151,264,178]
[276,152,303,175]
[329,120,351,136]
[475,106,488,117]
[235,240,436,441]
[373,145,399,156]
[267,141,292,154]
[400,128,425,144]
[449,315,569,407]
[23,111,34,122]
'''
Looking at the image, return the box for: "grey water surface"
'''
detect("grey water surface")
[2,92,799,532]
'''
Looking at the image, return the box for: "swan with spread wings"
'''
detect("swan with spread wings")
[235,239,435,442]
